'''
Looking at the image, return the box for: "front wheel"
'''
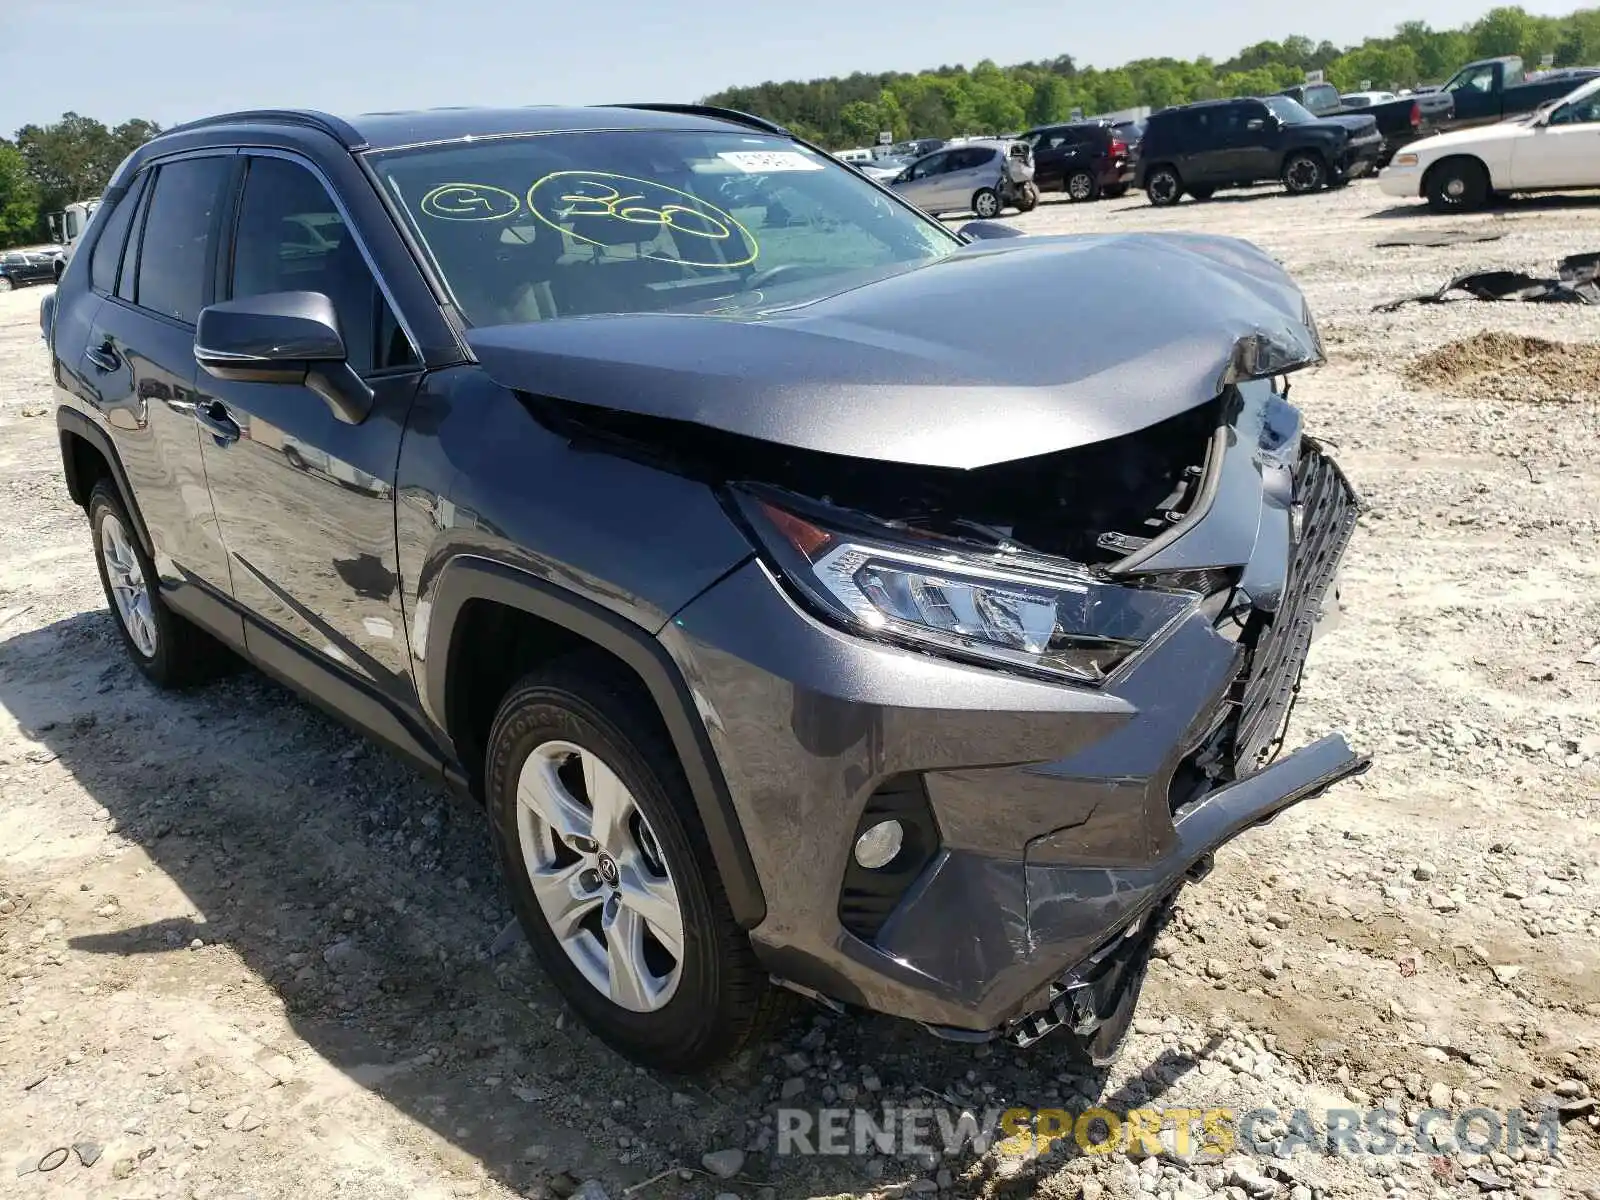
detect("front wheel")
[1283,151,1327,195]
[485,656,788,1072]
[0,276,13,292]
[1014,182,1039,213]
[1065,169,1098,202]
[1145,167,1182,207]
[971,188,1001,219]
[1426,157,1489,213]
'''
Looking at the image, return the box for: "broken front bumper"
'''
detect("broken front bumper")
[657,379,1366,1035]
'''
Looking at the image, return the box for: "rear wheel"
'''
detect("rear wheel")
[971,188,1001,219]
[1425,157,1489,213]
[1145,166,1182,207]
[485,655,788,1072]
[88,480,233,688]
[1283,151,1327,195]
[1065,169,1098,202]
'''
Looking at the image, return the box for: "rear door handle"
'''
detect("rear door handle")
[195,400,241,446]
[85,343,120,373]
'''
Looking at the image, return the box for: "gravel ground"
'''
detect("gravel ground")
[2,179,1598,1200]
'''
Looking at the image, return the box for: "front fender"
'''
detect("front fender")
[418,554,767,928]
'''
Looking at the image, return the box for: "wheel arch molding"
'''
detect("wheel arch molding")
[420,554,767,928]
[57,407,156,558]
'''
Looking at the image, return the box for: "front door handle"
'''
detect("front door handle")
[195,400,241,446]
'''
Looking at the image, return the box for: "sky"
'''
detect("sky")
[0,0,1588,136]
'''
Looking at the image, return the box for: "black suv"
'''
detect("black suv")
[1,249,60,290]
[42,104,1366,1073]
[1135,96,1383,205]
[1019,120,1134,201]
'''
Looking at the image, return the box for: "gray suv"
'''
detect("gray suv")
[42,102,1366,1073]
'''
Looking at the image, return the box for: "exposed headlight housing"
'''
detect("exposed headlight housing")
[1392,152,1419,167]
[735,488,1200,686]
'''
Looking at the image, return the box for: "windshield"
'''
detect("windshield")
[371,131,959,326]
[1263,96,1316,124]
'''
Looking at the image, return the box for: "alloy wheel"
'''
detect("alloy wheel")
[1286,157,1323,193]
[973,190,1000,218]
[515,740,685,1012]
[1068,173,1093,201]
[100,512,157,658]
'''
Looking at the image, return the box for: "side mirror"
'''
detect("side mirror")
[195,291,372,425]
[956,219,1025,242]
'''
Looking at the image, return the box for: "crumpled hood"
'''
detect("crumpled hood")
[465,231,1323,470]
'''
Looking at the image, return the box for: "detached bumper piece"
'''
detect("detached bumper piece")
[1235,447,1361,770]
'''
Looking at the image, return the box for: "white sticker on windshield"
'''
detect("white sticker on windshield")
[716,150,824,173]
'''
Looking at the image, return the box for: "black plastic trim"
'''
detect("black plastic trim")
[163,109,369,151]
[56,407,155,557]
[424,555,767,928]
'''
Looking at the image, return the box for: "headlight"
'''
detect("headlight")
[735,489,1200,685]
[1392,153,1419,167]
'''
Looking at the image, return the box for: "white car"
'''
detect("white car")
[1380,75,1600,211]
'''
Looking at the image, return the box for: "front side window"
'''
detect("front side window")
[1449,65,1498,93]
[1263,97,1316,125]
[1548,82,1600,124]
[131,156,232,325]
[371,130,959,327]
[229,156,415,373]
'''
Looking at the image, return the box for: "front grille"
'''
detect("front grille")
[1233,445,1360,771]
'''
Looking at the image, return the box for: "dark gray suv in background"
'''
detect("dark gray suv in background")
[41,103,1367,1073]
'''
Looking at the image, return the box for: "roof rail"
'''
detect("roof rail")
[161,109,368,150]
[601,103,789,136]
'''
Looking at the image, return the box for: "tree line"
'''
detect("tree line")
[704,5,1600,147]
[0,114,161,248]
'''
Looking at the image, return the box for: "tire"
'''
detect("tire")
[1014,183,1039,213]
[283,445,307,471]
[88,480,233,688]
[1187,185,1215,201]
[0,276,12,292]
[1065,169,1098,202]
[971,188,1001,219]
[1145,166,1182,207]
[1425,157,1489,213]
[1283,151,1327,195]
[485,654,788,1072]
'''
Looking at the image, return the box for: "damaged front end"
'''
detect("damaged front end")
[470,233,1368,1056]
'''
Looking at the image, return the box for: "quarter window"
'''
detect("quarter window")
[229,156,416,374]
[130,156,232,325]
[90,173,147,295]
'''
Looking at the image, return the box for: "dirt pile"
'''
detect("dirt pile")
[1404,332,1600,403]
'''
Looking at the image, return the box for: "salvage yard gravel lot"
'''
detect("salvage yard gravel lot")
[2,180,1598,1200]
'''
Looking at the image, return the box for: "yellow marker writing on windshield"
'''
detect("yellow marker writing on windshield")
[420,183,522,221]
[527,171,758,269]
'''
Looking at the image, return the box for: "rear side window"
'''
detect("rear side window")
[90,173,148,295]
[131,156,232,325]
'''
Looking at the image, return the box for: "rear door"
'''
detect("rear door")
[195,151,426,708]
[80,153,241,615]
[1178,109,1228,183]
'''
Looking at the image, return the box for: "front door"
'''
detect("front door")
[81,154,239,606]
[195,152,426,711]
[896,150,952,211]
[1510,92,1600,188]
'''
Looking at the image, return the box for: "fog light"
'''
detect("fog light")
[853,820,904,869]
